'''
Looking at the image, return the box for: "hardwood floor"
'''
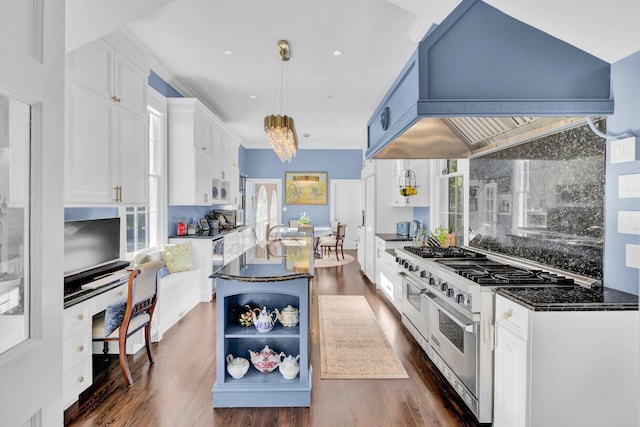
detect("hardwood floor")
[66,250,480,426]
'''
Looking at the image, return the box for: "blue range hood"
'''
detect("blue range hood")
[366,0,613,159]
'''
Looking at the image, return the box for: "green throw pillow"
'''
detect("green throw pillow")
[162,242,194,273]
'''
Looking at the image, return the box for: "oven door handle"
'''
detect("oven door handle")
[424,291,475,332]
[398,271,426,292]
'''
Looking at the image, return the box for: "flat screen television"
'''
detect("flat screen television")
[64,217,122,277]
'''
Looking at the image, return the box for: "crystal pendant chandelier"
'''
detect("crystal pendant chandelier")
[264,40,298,163]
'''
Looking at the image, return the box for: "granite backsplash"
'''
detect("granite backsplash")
[468,121,605,279]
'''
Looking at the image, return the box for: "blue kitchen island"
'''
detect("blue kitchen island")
[210,234,313,408]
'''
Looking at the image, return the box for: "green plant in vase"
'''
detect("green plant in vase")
[299,212,311,225]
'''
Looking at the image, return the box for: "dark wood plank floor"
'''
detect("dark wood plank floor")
[66,250,480,426]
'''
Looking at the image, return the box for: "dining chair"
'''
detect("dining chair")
[319,223,346,261]
[92,259,164,387]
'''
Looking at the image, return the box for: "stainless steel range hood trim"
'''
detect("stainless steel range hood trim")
[368,99,614,160]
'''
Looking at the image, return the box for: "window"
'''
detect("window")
[123,100,165,255]
[435,159,467,244]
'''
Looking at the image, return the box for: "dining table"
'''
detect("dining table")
[285,226,332,258]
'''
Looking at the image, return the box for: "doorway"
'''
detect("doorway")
[246,178,282,245]
[330,179,362,250]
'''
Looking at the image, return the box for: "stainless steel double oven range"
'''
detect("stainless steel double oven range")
[397,246,576,425]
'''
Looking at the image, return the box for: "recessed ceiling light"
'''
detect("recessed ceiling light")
[340,119,347,123]
[333,50,343,56]
[249,95,257,99]
[224,49,233,56]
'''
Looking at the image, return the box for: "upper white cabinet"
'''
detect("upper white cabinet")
[64,38,148,205]
[168,98,240,206]
[66,39,146,116]
[168,98,215,205]
[391,159,430,207]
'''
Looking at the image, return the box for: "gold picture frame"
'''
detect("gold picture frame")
[285,172,328,205]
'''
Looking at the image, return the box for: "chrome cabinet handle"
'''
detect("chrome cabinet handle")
[111,95,121,103]
[76,314,84,321]
[76,376,84,383]
[501,311,512,320]
[76,345,84,353]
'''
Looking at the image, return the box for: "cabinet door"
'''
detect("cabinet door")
[65,84,114,203]
[114,51,146,115]
[493,324,528,427]
[195,149,213,204]
[114,107,147,204]
[66,39,112,100]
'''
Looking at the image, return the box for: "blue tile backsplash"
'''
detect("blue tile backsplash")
[468,122,605,279]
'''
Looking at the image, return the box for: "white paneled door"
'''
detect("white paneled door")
[330,179,362,250]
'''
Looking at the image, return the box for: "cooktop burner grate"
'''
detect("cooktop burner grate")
[403,246,487,259]
[442,262,575,286]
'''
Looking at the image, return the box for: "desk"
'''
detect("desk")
[63,274,130,408]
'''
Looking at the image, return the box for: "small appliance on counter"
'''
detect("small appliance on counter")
[396,222,410,237]
[409,220,421,238]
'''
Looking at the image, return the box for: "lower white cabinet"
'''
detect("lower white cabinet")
[493,294,639,427]
[62,303,93,409]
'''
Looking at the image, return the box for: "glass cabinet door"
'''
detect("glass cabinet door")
[0,92,30,354]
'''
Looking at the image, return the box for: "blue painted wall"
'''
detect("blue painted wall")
[245,148,363,226]
[148,70,183,98]
[604,51,640,295]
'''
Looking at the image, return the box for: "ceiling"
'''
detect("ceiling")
[67,0,640,152]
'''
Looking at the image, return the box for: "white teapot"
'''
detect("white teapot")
[226,354,249,379]
[275,305,299,327]
[278,354,300,379]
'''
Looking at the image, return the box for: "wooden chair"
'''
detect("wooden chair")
[92,259,164,387]
[319,223,346,261]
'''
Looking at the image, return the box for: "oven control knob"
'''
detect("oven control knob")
[456,294,466,304]
[429,277,436,286]
[440,282,448,292]
[447,288,455,298]
[420,270,428,278]
[410,264,418,272]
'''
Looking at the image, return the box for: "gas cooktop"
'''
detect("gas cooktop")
[403,245,487,259]
[437,259,575,286]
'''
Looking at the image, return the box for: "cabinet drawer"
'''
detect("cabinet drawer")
[495,295,530,339]
[63,358,92,408]
[92,283,127,311]
[63,303,91,336]
[63,330,92,371]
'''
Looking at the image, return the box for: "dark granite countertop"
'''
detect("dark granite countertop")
[496,286,638,312]
[211,235,313,282]
[169,225,247,240]
[377,233,413,242]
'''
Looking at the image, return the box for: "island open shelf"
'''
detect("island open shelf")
[211,236,314,408]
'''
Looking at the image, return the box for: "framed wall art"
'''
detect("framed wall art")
[285,172,328,205]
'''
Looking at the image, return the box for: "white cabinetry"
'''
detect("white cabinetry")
[168,99,215,205]
[391,159,430,207]
[63,279,142,408]
[361,159,413,283]
[493,294,639,427]
[65,38,148,205]
[168,98,240,206]
[62,302,93,409]
[375,236,405,311]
